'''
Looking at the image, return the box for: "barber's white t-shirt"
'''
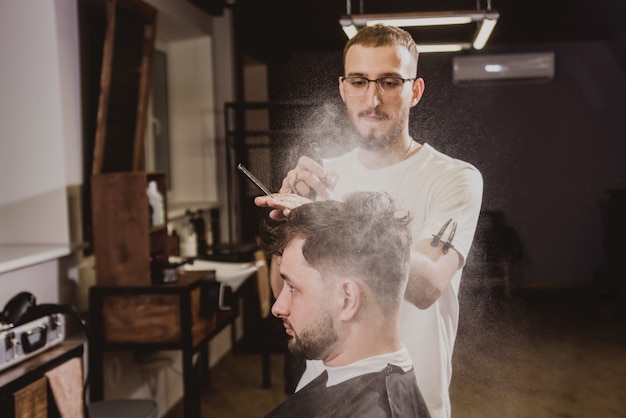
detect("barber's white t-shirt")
[296,143,483,418]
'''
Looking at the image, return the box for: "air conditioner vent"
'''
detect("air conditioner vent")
[452,52,555,83]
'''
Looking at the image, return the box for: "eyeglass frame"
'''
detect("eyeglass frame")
[340,75,417,96]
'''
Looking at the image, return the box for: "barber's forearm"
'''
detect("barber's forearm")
[404,241,460,309]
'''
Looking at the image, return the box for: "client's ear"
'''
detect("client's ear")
[338,279,361,321]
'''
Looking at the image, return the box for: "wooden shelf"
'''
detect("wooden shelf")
[88,271,232,418]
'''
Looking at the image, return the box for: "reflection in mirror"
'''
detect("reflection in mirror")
[146,50,171,188]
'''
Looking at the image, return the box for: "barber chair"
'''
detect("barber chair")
[87,399,158,418]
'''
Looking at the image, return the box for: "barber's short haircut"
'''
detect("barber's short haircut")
[260,191,412,311]
[343,24,419,73]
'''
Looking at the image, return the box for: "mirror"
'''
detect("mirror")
[146,50,172,188]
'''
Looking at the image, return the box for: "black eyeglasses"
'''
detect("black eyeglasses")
[341,76,416,96]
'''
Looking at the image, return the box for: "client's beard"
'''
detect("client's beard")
[288,310,338,360]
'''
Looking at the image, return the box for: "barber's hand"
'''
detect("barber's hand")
[254,193,312,220]
[280,156,338,199]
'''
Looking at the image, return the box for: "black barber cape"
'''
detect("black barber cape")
[264,364,431,418]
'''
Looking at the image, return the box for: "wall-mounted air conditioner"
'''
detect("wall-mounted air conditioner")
[452,51,555,83]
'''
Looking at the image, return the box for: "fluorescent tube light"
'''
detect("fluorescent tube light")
[417,43,468,53]
[366,16,472,27]
[342,24,359,38]
[472,18,498,50]
[340,9,499,51]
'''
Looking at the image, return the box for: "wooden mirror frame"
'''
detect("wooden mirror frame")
[92,0,157,174]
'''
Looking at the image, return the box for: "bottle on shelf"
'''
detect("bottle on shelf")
[169,228,180,256]
[195,210,208,255]
[149,252,166,284]
[179,210,197,257]
[146,180,165,226]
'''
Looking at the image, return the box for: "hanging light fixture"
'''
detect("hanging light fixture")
[339,1,499,53]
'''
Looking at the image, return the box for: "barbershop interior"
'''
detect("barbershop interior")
[1,0,625,417]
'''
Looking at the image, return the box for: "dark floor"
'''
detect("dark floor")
[452,284,626,418]
[164,284,626,418]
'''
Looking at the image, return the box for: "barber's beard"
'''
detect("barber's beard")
[354,106,409,152]
[288,309,338,360]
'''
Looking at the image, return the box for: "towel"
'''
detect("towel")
[254,249,271,318]
[45,356,84,418]
[182,259,258,291]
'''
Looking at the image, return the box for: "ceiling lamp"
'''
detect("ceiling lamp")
[339,2,499,53]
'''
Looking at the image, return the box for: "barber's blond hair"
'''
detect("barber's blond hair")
[343,24,419,75]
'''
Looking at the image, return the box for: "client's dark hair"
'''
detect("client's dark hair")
[260,191,412,311]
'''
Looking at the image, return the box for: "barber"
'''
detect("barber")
[256,24,483,418]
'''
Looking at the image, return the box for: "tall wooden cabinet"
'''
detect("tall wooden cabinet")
[92,172,168,286]
[89,0,161,287]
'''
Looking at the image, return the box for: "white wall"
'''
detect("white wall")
[0,262,61,306]
[0,0,81,303]
[0,0,79,247]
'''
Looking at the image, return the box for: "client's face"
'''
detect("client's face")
[271,238,338,360]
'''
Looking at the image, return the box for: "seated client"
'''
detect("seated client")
[260,191,431,417]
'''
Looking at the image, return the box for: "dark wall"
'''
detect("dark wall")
[267,39,626,287]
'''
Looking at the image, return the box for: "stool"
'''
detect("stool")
[88,399,158,418]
